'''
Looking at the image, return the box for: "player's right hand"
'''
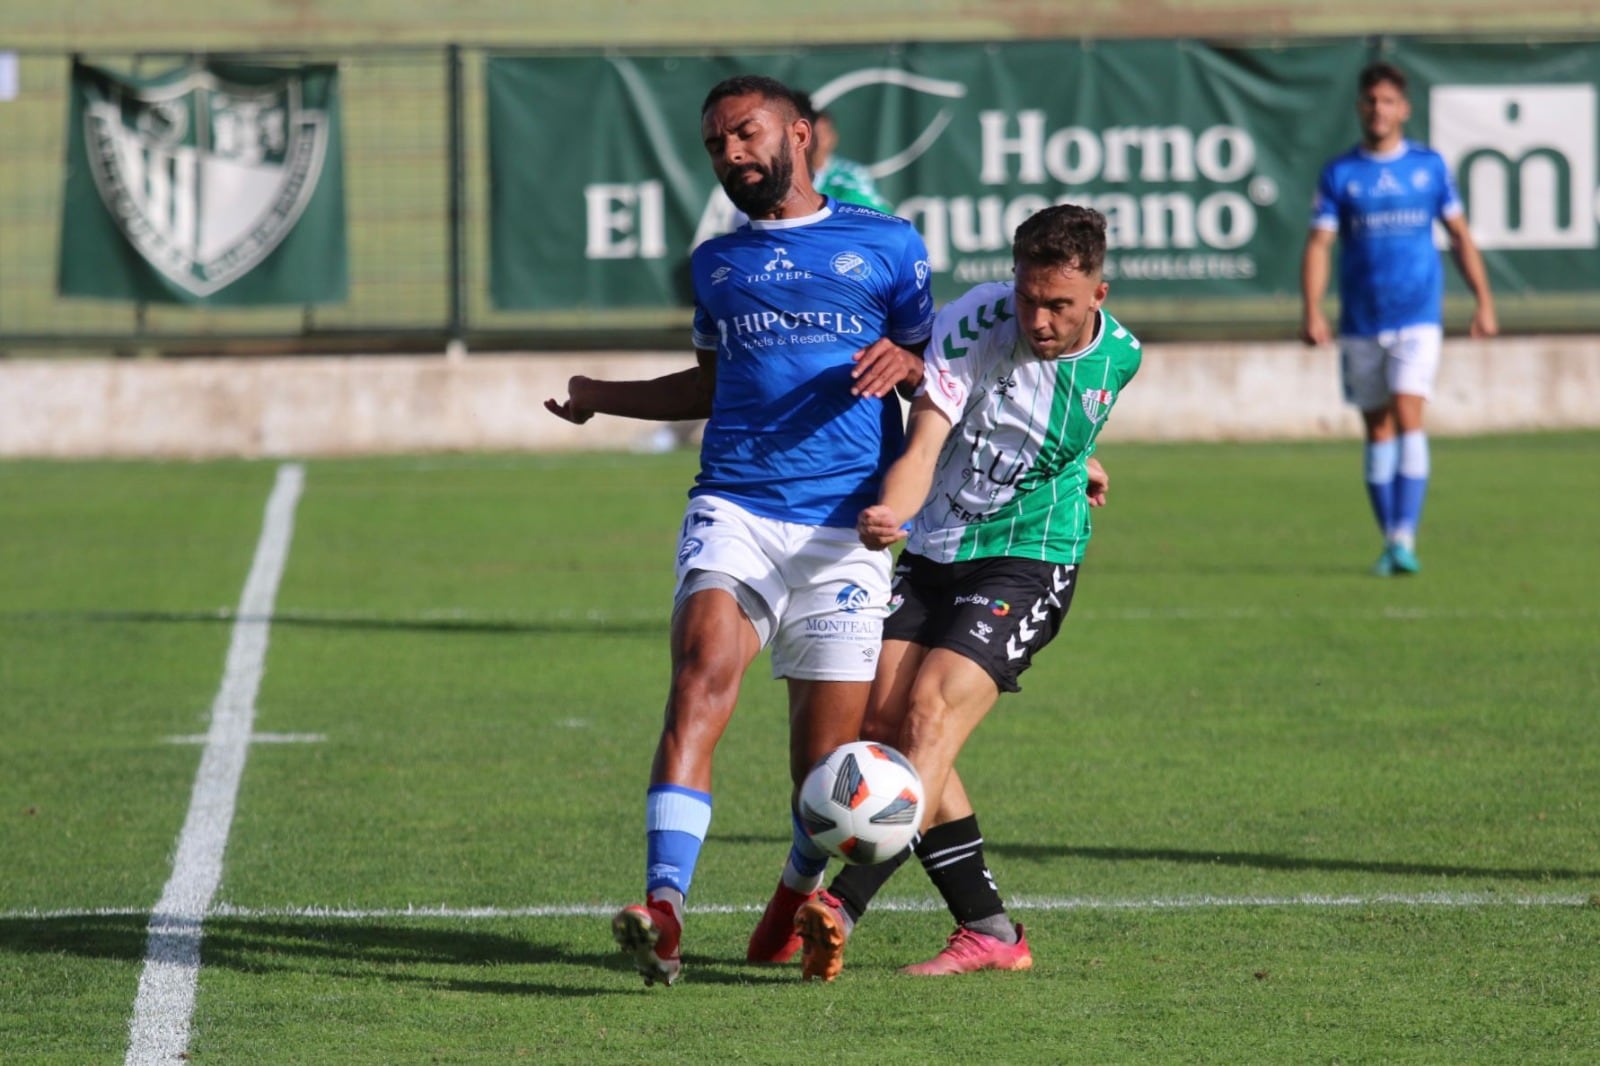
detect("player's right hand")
[1299,310,1332,347]
[544,376,595,424]
[857,504,908,550]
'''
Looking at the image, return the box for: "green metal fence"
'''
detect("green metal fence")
[5,37,1600,354]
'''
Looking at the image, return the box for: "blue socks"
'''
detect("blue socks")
[1394,431,1429,548]
[781,809,831,894]
[1364,438,1399,538]
[645,785,712,899]
[1365,433,1429,548]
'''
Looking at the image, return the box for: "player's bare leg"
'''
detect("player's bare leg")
[749,676,871,963]
[896,649,1002,829]
[779,641,923,975]
[617,589,761,986]
[889,650,1031,974]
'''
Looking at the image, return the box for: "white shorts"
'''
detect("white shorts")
[1340,323,1443,411]
[672,494,890,682]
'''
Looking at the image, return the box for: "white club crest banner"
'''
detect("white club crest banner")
[60,60,346,305]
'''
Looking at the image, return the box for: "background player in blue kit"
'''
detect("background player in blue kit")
[1300,61,1497,576]
[545,75,933,986]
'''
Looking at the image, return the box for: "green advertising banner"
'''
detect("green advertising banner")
[486,41,1369,310]
[59,60,347,306]
[1387,39,1600,296]
[488,39,1600,314]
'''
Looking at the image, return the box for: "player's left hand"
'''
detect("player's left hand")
[1086,456,1109,507]
[857,504,908,549]
[1470,304,1499,339]
[851,339,923,399]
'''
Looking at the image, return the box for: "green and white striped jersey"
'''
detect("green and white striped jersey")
[816,156,893,215]
[909,281,1142,565]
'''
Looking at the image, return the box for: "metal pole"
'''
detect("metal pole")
[445,43,467,360]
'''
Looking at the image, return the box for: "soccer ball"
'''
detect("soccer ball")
[798,741,925,865]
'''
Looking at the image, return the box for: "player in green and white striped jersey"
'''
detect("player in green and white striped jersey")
[901,271,1139,566]
[791,204,1140,979]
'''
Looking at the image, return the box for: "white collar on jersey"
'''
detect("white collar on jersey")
[745,196,835,230]
[1357,140,1412,163]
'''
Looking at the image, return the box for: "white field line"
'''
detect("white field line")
[163,733,326,745]
[185,603,1600,629]
[124,464,304,1066]
[8,892,1588,925]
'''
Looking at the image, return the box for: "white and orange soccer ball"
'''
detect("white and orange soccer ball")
[798,741,925,865]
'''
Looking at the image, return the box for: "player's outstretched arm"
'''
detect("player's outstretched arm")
[1443,215,1499,339]
[544,351,717,425]
[858,397,952,549]
[851,338,927,399]
[1299,228,1336,346]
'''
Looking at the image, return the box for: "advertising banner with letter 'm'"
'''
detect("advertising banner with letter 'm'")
[486,41,1366,310]
[488,39,1600,313]
[1389,39,1600,294]
[59,60,347,306]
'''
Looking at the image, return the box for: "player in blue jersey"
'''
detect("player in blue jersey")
[1300,61,1497,576]
[545,75,934,986]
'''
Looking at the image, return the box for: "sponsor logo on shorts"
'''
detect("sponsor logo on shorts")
[991,599,1011,617]
[953,593,990,606]
[970,620,993,644]
[836,584,871,613]
[681,511,716,536]
[805,617,879,636]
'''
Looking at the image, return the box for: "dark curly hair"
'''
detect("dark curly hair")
[1011,204,1108,276]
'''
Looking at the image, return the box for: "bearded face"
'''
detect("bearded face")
[721,134,795,217]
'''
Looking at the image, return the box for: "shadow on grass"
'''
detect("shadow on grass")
[0,913,794,996]
[992,842,1600,882]
[3,608,668,638]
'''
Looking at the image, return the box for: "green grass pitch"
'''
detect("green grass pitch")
[2,434,1598,1063]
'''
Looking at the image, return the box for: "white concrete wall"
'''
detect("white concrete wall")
[2,337,1596,458]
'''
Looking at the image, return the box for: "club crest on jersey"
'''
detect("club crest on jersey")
[1080,388,1114,424]
[830,250,872,281]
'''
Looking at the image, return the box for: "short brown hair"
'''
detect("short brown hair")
[1011,204,1107,276]
[1359,61,1407,97]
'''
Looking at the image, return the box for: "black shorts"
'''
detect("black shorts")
[883,551,1081,693]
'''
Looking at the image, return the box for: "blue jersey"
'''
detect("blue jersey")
[1311,140,1464,336]
[689,198,934,527]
